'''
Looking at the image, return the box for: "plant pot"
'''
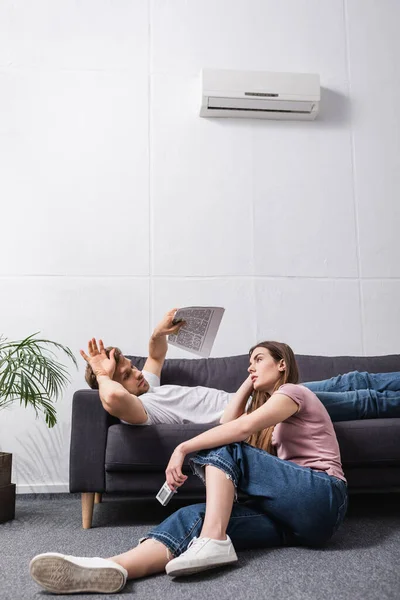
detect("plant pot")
[0,452,16,523]
[0,452,12,486]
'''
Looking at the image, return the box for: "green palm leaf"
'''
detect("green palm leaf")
[0,332,77,428]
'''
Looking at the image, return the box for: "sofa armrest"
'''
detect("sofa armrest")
[69,389,117,493]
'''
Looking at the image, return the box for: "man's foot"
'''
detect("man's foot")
[165,536,238,577]
[29,553,127,594]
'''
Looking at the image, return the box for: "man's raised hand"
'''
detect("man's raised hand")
[80,338,116,380]
[153,308,186,338]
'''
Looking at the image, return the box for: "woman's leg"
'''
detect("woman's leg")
[30,486,227,594]
[30,452,306,592]
[190,443,348,548]
[109,468,235,579]
[145,500,286,558]
[108,539,170,579]
[304,371,400,393]
[140,464,287,576]
[199,465,235,540]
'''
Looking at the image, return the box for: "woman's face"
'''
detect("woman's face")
[248,347,285,394]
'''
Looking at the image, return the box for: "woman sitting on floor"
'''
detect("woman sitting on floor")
[30,340,348,595]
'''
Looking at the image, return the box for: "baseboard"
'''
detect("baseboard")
[16,483,69,494]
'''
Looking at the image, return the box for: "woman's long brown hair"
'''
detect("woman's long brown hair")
[246,341,299,455]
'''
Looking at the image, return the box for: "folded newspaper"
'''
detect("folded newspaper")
[168,306,225,358]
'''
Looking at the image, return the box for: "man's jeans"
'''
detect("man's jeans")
[303,371,400,421]
[146,443,348,557]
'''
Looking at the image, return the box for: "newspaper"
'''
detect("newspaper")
[168,306,225,358]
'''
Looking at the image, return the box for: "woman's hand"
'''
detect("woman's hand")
[165,445,188,491]
[219,374,254,424]
[243,373,255,391]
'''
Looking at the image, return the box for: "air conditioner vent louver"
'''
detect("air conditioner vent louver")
[208,107,314,114]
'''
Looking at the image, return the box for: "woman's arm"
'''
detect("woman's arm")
[166,392,299,489]
[219,375,254,424]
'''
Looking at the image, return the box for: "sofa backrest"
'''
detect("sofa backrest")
[126,353,400,393]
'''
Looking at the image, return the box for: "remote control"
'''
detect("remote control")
[172,317,184,326]
[156,481,177,506]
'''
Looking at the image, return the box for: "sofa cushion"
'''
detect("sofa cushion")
[105,424,211,472]
[105,419,400,474]
[334,419,400,466]
[105,471,207,495]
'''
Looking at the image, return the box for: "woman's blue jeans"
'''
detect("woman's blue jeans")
[303,371,400,421]
[146,443,348,557]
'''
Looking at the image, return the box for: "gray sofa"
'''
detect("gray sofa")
[69,353,400,528]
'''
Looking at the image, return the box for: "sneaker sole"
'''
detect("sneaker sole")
[166,555,238,577]
[29,554,125,594]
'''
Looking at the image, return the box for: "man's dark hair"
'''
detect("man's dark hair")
[85,346,123,389]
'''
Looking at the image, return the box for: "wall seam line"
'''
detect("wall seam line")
[148,0,153,333]
[343,0,365,354]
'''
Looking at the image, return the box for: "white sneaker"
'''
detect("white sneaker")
[29,552,128,594]
[165,536,238,577]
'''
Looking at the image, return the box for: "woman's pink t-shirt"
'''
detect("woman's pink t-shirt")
[271,383,346,482]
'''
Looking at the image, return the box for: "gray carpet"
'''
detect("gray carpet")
[0,493,399,600]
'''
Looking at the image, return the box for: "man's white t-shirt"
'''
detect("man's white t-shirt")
[127,370,233,426]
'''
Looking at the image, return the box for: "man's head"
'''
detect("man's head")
[85,346,150,396]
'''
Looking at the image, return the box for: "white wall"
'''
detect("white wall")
[0,0,399,492]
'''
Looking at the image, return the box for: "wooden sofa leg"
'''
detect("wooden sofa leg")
[82,493,95,529]
[94,493,102,504]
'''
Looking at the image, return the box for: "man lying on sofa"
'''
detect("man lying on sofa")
[80,308,236,426]
[81,308,400,425]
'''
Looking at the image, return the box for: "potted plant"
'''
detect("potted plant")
[0,332,77,523]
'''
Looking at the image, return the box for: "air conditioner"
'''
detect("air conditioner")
[199,69,320,121]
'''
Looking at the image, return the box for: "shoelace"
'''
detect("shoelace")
[185,537,209,554]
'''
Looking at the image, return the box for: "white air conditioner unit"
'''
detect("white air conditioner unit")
[199,69,320,121]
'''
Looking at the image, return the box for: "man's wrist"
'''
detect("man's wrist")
[96,372,112,382]
[151,330,165,341]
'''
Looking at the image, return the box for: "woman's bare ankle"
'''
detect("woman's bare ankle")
[199,528,227,540]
